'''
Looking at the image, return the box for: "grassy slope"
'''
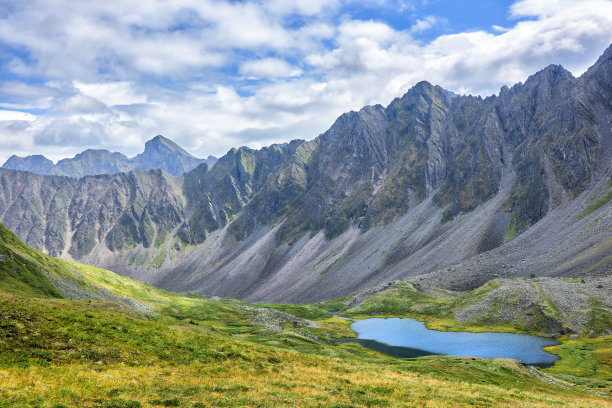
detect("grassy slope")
[0,223,64,298]
[1,295,609,408]
[0,221,191,309]
[0,223,610,406]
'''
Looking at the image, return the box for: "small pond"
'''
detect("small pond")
[340,317,560,367]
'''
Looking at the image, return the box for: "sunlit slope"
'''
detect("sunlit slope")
[0,220,185,311]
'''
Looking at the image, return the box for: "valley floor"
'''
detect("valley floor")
[1,220,610,407]
[0,293,610,408]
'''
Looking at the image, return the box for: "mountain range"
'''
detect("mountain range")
[0,44,611,303]
[2,134,217,178]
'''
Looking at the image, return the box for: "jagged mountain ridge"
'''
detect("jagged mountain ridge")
[1,45,611,302]
[2,135,217,177]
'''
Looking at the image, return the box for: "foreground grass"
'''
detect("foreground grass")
[0,294,609,408]
[545,337,612,394]
[1,221,610,406]
[3,359,609,408]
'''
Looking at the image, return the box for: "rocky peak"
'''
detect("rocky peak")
[143,135,195,158]
[583,43,612,101]
[587,43,612,73]
[52,149,132,178]
[2,155,54,174]
[58,149,128,164]
[523,64,575,92]
[386,80,452,117]
[206,155,219,166]
[318,104,389,185]
[132,135,206,176]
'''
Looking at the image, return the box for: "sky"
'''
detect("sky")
[0,0,611,163]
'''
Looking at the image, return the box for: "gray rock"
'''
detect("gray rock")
[0,45,611,303]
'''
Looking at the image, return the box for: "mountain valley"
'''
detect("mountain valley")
[0,217,610,406]
[1,46,611,303]
[2,2,612,406]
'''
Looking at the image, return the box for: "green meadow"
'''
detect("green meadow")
[0,222,610,407]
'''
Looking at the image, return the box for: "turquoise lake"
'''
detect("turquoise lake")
[343,317,560,366]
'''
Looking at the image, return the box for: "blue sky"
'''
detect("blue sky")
[0,0,611,163]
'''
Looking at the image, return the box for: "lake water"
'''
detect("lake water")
[342,317,560,366]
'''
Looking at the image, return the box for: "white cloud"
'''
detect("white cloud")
[0,110,36,121]
[0,0,611,165]
[240,58,302,78]
[34,118,107,146]
[411,16,437,33]
[510,0,578,18]
[264,0,340,16]
[73,82,148,107]
[492,25,509,33]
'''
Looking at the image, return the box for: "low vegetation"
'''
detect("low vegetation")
[2,293,610,407]
[580,178,612,219]
[1,222,610,406]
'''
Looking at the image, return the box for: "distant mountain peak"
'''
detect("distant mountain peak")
[2,135,213,178]
[144,135,195,158]
[2,154,54,174]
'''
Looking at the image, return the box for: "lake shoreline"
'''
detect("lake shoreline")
[337,317,561,367]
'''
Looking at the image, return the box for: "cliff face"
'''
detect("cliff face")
[1,45,611,302]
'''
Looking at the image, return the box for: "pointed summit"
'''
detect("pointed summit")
[134,135,205,176]
[583,43,612,97]
[525,64,574,87]
[145,135,195,158]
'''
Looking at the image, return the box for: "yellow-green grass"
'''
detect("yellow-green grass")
[545,336,612,394]
[0,221,194,311]
[2,221,611,406]
[0,294,609,408]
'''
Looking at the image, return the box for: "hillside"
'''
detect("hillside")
[0,221,610,406]
[0,46,611,302]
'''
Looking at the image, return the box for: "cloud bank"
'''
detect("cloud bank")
[0,0,611,162]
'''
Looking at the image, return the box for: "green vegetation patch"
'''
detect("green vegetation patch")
[506,216,517,240]
[343,280,505,332]
[545,336,612,394]
[149,249,167,269]
[0,293,607,408]
[580,176,612,219]
[580,190,612,219]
